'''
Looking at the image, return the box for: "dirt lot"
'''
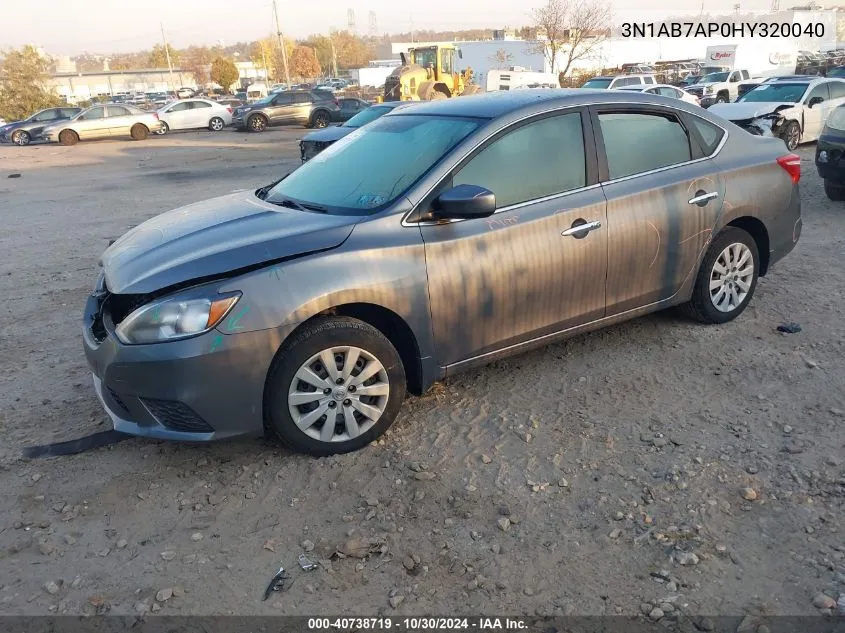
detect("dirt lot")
[1,129,844,623]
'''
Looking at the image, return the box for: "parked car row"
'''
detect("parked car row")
[232,90,371,132]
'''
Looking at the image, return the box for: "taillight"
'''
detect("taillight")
[153,112,159,120]
[227,106,233,114]
[777,153,801,184]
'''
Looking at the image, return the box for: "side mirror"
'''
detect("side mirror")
[458,49,463,59]
[432,184,496,220]
[809,96,824,108]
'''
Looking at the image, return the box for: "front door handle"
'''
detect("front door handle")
[561,219,602,238]
[688,191,719,206]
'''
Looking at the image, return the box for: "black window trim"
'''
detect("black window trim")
[404,106,599,225]
[589,104,726,184]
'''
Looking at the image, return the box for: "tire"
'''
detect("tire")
[155,121,169,135]
[248,114,267,132]
[208,117,225,132]
[130,124,149,141]
[715,94,728,104]
[431,90,448,100]
[824,179,845,201]
[311,110,330,128]
[264,317,407,456]
[11,130,30,146]
[782,121,800,151]
[58,129,79,146]
[682,227,759,324]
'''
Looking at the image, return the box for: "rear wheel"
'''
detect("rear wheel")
[155,121,169,135]
[431,90,448,100]
[682,227,759,324]
[824,179,845,201]
[208,116,225,131]
[311,110,330,128]
[130,124,149,141]
[58,129,79,146]
[11,130,30,146]
[264,317,406,456]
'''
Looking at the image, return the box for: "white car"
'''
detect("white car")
[156,98,233,134]
[709,76,845,151]
[616,84,701,106]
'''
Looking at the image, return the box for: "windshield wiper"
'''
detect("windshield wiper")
[268,196,327,213]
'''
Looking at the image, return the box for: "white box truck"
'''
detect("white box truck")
[688,42,798,106]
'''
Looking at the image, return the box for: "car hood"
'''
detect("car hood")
[100,190,358,294]
[301,125,354,143]
[0,119,26,134]
[708,101,797,120]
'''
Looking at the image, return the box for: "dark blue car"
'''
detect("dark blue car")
[0,107,81,146]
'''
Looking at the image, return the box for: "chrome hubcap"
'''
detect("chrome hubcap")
[211,119,222,130]
[14,132,26,145]
[709,242,754,313]
[288,346,389,443]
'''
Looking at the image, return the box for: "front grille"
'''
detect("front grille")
[686,87,704,96]
[302,140,332,161]
[141,398,214,433]
[106,386,131,416]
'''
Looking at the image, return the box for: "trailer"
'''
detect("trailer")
[486,68,559,92]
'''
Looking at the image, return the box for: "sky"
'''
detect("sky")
[6,0,777,56]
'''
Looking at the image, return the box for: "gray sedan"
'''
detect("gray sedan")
[43,103,163,145]
[83,90,801,455]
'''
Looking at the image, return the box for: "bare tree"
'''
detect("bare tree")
[531,0,610,76]
[488,49,514,67]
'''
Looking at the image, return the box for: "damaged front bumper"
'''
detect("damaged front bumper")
[733,114,786,139]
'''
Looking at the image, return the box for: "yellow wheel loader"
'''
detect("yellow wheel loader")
[384,45,481,102]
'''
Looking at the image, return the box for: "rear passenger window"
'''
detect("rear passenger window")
[644,76,655,84]
[294,93,311,104]
[686,116,725,155]
[454,113,586,208]
[598,111,691,179]
[830,82,845,99]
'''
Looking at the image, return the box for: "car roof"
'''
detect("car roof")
[384,89,694,120]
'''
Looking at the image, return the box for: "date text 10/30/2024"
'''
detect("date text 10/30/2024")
[622,22,825,38]
[307,618,527,630]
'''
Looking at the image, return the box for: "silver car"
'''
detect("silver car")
[43,103,163,146]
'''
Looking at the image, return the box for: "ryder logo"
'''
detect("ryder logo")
[769,52,794,65]
[710,51,734,61]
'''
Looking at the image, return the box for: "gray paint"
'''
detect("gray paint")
[84,90,801,441]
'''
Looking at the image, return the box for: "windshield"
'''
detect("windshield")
[266,114,479,213]
[828,67,845,78]
[252,94,274,105]
[413,48,437,68]
[738,83,807,103]
[343,105,391,128]
[582,78,612,89]
[700,72,730,83]
[825,104,845,132]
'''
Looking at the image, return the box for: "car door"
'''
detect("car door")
[339,98,361,121]
[27,108,61,138]
[104,105,135,136]
[189,100,213,127]
[418,109,608,367]
[162,101,192,130]
[75,106,109,139]
[292,92,313,124]
[590,106,726,315]
[802,82,831,141]
[267,92,295,123]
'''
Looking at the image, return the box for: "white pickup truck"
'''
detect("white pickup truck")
[684,69,757,107]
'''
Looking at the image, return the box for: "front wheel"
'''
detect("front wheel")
[682,227,759,324]
[248,114,267,132]
[782,121,800,151]
[11,130,30,146]
[715,94,728,104]
[208,117,225,131]
[58,129,79,146]
[155,121,169,135]
[264,317,406,456]
[824,179,845,201]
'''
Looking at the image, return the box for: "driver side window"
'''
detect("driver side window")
[807,82,831,104]
[453,113,586,209]
[80,106,105,120]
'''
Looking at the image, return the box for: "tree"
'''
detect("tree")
[110,60,131,71]
[148,43,179,68]
[531,0,610,76]
[0,45,62,121]
[210,57,239,92]
[489,49,514,67]
[249,38,275,80]
[290,46,321,80]
[182,46,214,85]
[302,34,335,75]
[329,30,373,70]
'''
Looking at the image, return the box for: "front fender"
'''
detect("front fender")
[215,213,436,365]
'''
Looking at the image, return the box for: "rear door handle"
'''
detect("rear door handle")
[561,220,602,238]
[688,191,719,206]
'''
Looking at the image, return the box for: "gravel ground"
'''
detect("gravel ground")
[0,130,844,623]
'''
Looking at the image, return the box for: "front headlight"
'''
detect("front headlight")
[703,86,713,94]
[115,292,240,345]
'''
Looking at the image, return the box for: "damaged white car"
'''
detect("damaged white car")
[709,77,845,151]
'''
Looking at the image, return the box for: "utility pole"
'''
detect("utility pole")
[160,23,177,92]
[272,0,291,86]
[330,38,338,77]
[262,46,270,85]
[410,14,414,43]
